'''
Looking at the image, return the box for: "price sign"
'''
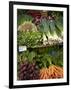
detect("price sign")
[19,46,27,52]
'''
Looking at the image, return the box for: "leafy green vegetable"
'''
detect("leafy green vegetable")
[17,31,42,47]
[18,21,37,32]
[17,14,33,26]
[55,20,63,37]
[39,13,63,40]
[49,20,56,36]
[17,45,63,68]
[28,51,36,62]
[17,50,36,63]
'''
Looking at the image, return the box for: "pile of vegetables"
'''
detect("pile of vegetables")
[17,14,33,26]
[17,10,63,80]
[17,50,40,80]
[18,21,37,32]
[17,30,42,47]
[17,46,63,80]
[17,10,63,47]
[39,65,63,79]
[18,61,39,80]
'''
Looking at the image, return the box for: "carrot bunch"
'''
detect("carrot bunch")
[40,68,49,79]
[39,65,63,79]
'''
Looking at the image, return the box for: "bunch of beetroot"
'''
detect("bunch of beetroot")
[18,61,39,80]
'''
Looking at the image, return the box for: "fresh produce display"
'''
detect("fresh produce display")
[17,14,33,26]
[17,31,42,47]
[18,61,39,80]
[17,51,39,80]
[18,21,37,32]
[17,9,63,80]
[17,46,63,80]
[39,65,63,79]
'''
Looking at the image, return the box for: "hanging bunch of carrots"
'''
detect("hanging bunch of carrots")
[39,65,63,79]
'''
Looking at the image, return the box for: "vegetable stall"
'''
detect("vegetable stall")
[17,9,63,80]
